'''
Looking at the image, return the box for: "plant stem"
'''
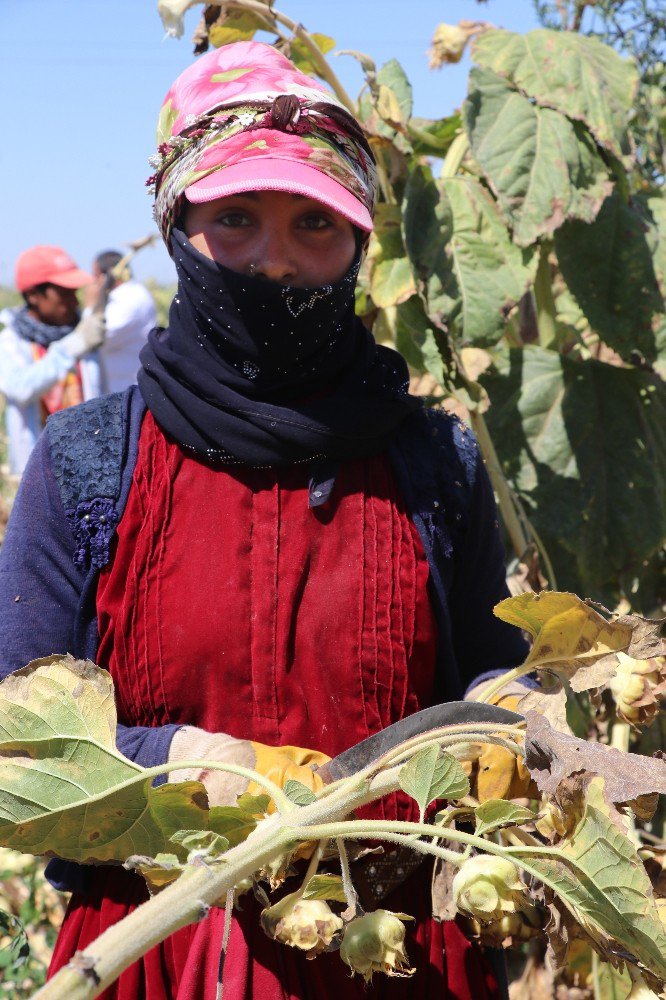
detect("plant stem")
[467,408,531,561]
[145,758,293,814]
[440,132,470,179]
[472,663,536,704]
[533,242,558,349]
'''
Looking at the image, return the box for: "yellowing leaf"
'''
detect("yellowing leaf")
[493,592,654,692]
[376,84,405,128]
[288,34,336,75]
[0,657,211,863]
[208,11,266,47]
[370,258,416,308]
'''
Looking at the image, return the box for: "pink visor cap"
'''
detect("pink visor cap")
[184,143,374,232]
[151,41,377,242]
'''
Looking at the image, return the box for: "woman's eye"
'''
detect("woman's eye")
[299,214,332,231]
[217,212,251,227]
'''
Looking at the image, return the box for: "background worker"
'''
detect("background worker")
[86,250,157,394]
[0,245,105,475]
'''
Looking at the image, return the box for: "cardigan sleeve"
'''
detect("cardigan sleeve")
[0,432,180,770]
[446,441,529,693]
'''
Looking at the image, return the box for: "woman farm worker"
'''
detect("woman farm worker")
[0,42,528,999]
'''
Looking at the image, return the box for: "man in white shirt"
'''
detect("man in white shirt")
[0,245,105,475]
[89,250,157,395]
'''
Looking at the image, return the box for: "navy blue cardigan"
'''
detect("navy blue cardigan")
[0,388,526,887]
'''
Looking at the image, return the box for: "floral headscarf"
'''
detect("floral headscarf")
[149,41,377,245]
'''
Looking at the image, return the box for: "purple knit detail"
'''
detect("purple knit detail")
[65,498,118,570]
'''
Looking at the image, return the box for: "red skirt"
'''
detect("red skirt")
[49,866,500,1000]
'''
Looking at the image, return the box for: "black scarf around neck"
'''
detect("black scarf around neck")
[13,306,77,348]
[138,229,420,470]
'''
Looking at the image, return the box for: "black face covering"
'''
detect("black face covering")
[138,228,421,471]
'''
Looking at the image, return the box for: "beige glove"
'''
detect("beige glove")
[167,727,330,810]
[59,312,106,360]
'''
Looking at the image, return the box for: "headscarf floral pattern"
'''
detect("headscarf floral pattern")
[149,41,377,245]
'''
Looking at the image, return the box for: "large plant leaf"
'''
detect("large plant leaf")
[403,165,536,343]
[555,193,665,364]
[516,778,666,985]
[525,711,666,804]
[480,347,666,602]
[464,67,612,247]
[471,29,638,165]
[0,657,211,863]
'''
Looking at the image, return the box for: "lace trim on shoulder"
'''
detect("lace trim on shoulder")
[65,498,118,570]
[46,393,125,570]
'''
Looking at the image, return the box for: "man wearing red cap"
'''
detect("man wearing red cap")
[0,245,106,475]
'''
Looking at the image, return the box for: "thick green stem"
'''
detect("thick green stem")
[533,242,558,349]
[467,408,530,561]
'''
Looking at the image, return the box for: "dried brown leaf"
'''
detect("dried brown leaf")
[524,712,666,806]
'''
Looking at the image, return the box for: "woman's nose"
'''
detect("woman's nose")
[252,231,297,285]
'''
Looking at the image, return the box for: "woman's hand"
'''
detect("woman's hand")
[167,727,330,809]
[464,680,535,802]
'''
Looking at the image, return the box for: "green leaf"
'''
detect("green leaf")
[555,193,666,364]
[471,28,638,164]
[370,258,416,309]
[301,874,347,903]
[169,829,229,860]
[480,346,666,600]
[208,11,266,47]
[288,34,336,75]
[209,806,257,848]
[376,58,413,125]
[368,203,405,263]
[393,296,450,385]
[0,657,211,863]
[0,911,29,967]
[593,960,632,1000]
[475,800,536,837]
[522,778,666,983]
[464,67,612,247]
[399,746,469,820]
[234,793,270,815]
[408,114,461,157]
[403,165,537,344]
[282,780,316,806]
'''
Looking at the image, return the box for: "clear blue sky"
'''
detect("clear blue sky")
[0,0,541,285]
